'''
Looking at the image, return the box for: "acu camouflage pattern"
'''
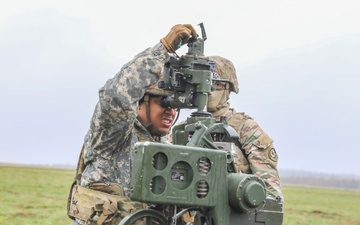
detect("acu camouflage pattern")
[81,42,169,193]
[223,108,283,200]
[72,42,171,225]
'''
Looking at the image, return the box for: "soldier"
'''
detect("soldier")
[207,55,283,201]
[67,24,198,225]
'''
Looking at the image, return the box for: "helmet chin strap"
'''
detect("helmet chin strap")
[138,94,167,138]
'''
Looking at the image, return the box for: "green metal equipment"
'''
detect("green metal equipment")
[120,23,283,225]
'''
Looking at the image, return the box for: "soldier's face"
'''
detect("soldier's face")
[208,81,230,112]
[138,96,177,135]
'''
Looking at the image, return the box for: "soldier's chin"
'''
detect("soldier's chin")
[146,124,168,137]
[151,127,169,137]
[157,128,169,137]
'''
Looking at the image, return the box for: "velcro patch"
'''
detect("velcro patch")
[269,148,278,162]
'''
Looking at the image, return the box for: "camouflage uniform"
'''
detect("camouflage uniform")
[220,107,283,200]
[207,55,283,201]
[72,42,170,225]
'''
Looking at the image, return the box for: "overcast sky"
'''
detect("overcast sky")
[1,0,359,176]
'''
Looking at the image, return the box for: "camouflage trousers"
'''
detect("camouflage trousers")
[68,183,145,225]
[68,183,191,225]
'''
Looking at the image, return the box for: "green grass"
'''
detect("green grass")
[0,165,74,225]
[1,165,359,225]
[282,185,360,225]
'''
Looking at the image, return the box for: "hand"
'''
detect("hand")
[160,24,198,53]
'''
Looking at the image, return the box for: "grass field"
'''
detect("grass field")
[0,165,359,225]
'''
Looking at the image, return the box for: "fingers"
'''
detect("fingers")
[161,24,199,53]
[178,24,198,46]
[183,24,198,39]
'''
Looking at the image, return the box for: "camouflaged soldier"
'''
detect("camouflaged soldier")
[67,24,198,225]
[208,55,283,201]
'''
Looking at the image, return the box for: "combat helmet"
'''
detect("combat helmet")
[208,56,239,94]
[145,80,173,97]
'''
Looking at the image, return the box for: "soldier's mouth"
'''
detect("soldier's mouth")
[161,118,173,127]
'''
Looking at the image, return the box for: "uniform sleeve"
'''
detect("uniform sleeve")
[84,43,169,160]
[240,118,283,200]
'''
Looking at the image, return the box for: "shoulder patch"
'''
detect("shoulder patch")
[269,148,278,162]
